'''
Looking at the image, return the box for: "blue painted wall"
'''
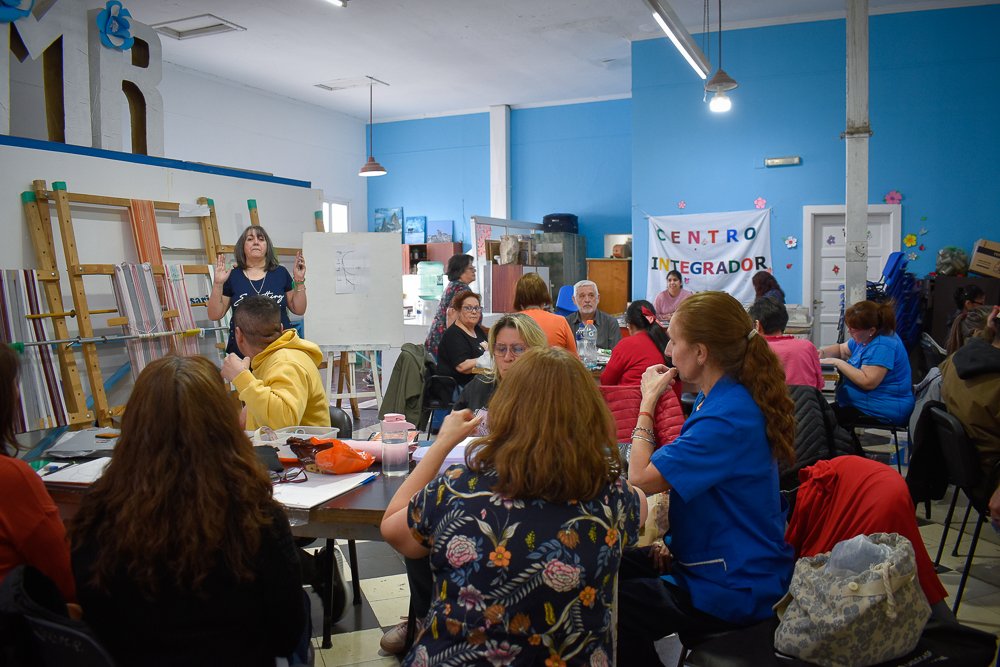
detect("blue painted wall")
[511,100,632,258]
[365,113,490,247]
[632,5,1000,303]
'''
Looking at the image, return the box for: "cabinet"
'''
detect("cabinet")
[401,242,463,275]
[587,259,631,315]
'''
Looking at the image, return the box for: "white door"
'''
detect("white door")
[802,205,901,347]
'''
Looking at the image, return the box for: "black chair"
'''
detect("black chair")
[328,405,354,439]
[421,375,457,439]
[0,565,116,667]
[677,617,780,667]
[927,406,990,615]
[851,414,909,474]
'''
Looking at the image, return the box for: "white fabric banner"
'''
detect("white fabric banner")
[646,209,772,304]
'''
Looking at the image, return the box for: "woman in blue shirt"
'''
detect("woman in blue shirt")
[819,300,914,427]
[619,291,796,664]
[207,225,307,356]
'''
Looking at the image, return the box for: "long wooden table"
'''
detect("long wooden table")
[47,468,408,649]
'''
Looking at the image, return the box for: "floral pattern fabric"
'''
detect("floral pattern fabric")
[405,465,641,666]
[424,280,469,359]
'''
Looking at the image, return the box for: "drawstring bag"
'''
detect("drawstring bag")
[774,533,930,667]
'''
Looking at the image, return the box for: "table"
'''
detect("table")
[47,469,408,649]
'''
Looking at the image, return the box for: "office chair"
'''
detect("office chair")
[0,565,116,667]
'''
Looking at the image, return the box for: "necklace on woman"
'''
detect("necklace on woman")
[248,275,265,295]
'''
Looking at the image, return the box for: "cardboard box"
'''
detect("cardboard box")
[970,239,1000,279]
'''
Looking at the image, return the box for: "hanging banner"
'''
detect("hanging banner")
[646,209,772,304]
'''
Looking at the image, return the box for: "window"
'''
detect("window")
[322,201,350,233]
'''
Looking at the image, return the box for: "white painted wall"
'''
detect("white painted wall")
[156,63,368,235]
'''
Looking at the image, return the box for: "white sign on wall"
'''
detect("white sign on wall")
[646,209,772,304]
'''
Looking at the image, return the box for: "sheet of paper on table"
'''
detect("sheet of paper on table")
[272,470,379,510]
[411,436,478,472]
[42,457,111,484]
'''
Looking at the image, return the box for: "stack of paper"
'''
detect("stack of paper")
[42,457,111,484]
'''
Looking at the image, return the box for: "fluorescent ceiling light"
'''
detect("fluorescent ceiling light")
[325,0,348,7]
[643,0,710,80]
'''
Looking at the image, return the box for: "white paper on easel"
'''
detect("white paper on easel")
[42,457,111,484]
[333,245,370,294]
[272,470,378,509]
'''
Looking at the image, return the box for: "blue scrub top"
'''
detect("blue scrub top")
[651,377,793,624]
[222,266,293,355]
[835,333,914,425]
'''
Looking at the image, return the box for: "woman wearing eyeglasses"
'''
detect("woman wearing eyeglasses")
[69,355,305,666]
[436,290,488,390]
[425,254,476,359]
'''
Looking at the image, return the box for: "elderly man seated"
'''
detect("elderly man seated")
[220,295,331,430]
[564,279,622,350]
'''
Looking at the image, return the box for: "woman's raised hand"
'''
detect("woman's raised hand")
[434,409,482,450]
[214,254,232,285]
[293,250,306,282]
[640,364,677,402]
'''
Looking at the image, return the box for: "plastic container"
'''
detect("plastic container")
[580,320,598,368]
[381,413,415,476]
[253,425,340,464]
[417,261,444,300]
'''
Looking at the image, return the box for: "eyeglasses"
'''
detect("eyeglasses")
[462,305,482,313]
[269,467,308,484]
[494,344,526,357]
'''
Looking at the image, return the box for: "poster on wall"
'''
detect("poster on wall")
[404,216,427,244]
[373,207,403,233]
[427,220,453,243]
[646,209,772,304]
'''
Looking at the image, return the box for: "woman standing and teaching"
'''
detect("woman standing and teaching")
[208,225,307,356]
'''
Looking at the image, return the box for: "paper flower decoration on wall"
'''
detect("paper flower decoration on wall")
[96,0,134,51]
[786,263,793,269]
[919,244,925,251]
[903,234,917,248]
[784,236,798,249]
[677,200,686,209]
[754,197,767,209]
[907,252,918,261]
[832,265,841,276]
[919,227,928,236]
[0,0,33,22]
[826,235,836,246]
[884,190,902,205]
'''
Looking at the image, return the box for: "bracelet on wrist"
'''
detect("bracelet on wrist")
[631,433,656,446]
[638,410,654,421]
[632,425,654,438]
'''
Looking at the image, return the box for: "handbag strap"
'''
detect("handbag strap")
[843,564,915,620]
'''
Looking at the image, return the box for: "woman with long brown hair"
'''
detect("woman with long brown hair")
[381,347,645,666]
[0,345,75,602]
[619,291,796,663]
[69,355,304,666]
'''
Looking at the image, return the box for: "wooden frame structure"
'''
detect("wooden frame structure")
[22,180,224,427]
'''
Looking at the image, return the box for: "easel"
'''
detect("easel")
[323,345,386,420]
[23,180,224,426]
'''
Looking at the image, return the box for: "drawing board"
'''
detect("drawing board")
[302,232,404,348]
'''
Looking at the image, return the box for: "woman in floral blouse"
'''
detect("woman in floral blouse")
[381,347,646,666]
[424,254,476,359]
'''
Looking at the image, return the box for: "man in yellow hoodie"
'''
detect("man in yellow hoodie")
[220,295,331,430]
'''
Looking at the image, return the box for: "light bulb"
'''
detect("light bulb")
[709,90,732,113]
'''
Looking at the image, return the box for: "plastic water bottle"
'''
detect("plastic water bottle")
[381,413,415,477]
[581,320,598,368]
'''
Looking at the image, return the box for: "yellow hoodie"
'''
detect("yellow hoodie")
[232,329,331,431]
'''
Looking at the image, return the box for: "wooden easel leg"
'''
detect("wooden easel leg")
[345,354,360,420]
[336,352,348,410]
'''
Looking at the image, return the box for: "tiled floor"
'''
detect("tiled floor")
[316,420,1000,665]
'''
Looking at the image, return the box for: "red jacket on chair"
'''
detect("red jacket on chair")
[599,385,684,446]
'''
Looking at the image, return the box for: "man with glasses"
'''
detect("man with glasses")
[564,280,622,350]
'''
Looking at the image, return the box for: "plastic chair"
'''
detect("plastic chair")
[554,285,578,316]
[421,375,457,439]
[927,406,993,614]
[0,565,116,667]
[328,405,354,439]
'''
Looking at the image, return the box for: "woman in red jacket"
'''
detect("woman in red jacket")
[0,344,76,603]
[601,300,671,387]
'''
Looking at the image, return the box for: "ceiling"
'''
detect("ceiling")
[123,0,989,122]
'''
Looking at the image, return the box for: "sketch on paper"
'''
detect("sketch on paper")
[333,246,371,294]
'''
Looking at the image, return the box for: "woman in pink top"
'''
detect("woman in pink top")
[653,271,692,324]
[748,298,824,389]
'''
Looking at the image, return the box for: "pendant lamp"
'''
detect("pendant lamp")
[704,0,737,113]
[359,77,387,177]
